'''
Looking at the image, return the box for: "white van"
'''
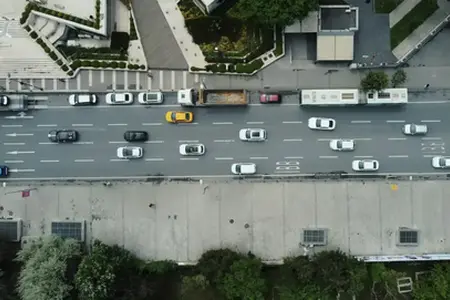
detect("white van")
[138,91,164,104]
[68,94,97,106]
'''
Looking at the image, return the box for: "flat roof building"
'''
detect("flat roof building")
[316,32,354,61]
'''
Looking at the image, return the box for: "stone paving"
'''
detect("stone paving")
[1,180,450,262]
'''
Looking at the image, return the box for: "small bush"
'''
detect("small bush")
[56,60,63,66]
[68,71,74,76]
[227,64,235,72]
[91,60,100,68]
[44,47,50,53]
[70,60,81,69]
[49,52,58,60]
[100,61,109,68]
[25,26,31,32]
[190,66,205,72]
[119,62,126,68]
[62,65,69,71]
[29,31,38,39]
[110,61,118,68]
[217,63,227,73]
[139,64,146,70]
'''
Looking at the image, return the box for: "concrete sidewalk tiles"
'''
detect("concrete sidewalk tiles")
[1,180,450,262]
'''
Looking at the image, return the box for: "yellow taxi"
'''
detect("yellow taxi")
[165,111,194,123]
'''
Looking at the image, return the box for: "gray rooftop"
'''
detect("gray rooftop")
[1,180,450,262]
[320,7,357,31]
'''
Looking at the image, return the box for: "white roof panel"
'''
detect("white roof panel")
[301,89,359,105]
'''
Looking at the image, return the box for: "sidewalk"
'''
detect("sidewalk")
[389,0,422,28]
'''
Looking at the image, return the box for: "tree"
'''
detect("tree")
[360,71,389,92]
[370,263,406,300]
[412,263,450,300]
[221,258,267,300]
[391,69,407,87]
[181,274,215,300]
[197,248,245,286]
[233,0,319,27]
[15,236,81,300]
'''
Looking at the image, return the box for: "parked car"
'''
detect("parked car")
[329,139,355,151]
[432,156,450,169]
[138,92,164,104]
[0,166,9,177]
[231,163,256,175]
[239,128,267,142]
[352,159,379,172]
[68,94,97,106]
[123,131,148,142]
[48,130,78,143]
[0,95,10,106]
[116,146,143,159]
[308,117,336,131]
[179,144,205,156]
[165,111,194,123]
[106,93,133,105]
[259,93,281,103]
[402,124,428,135]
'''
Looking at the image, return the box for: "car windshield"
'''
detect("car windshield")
[373,162,377,168]
[316,119,321,127]
[251,131,260,137]
[235,165,241,173]
[185,113,190,120]
[410,125,416,134]
[358,161,364,169]
[124,94,129,100]
[328,120,333,127]
[59,132,71,139]
[186,146,196,153]
[440,158,446,166]
[336,140,342,148]
[171,112,176,120]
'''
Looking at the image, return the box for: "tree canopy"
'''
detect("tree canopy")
[233,0,319,27]
[412,263,450,300]
[391,69,407,87]
[360,71,389,92]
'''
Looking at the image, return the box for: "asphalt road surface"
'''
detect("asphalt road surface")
[1,92,450,180]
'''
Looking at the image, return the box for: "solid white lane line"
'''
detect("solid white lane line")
[37,124,58,127]
[4,160,24,163]
[72,124,93,127]
[110,158,129,162]
[145,140,164,144]
[39,142,55,145]
[215,157,233,160]
[250,156,268,160]
[213,122,233,125]
[318,138,372,141]
[145,158,164,162]
[421,120,441,123]
[40,160,59,163]
[4,142,25,146]
[214,139,235,143]
[354,138,373,141]
[73,141,94,145]
[410,100,450,104]
[282,121,302,124]
[284,156,304,159]
[5,133,33,137]
[109,141,126,144]
[388,137,407,141]
[9,169,35,173]
[142,122,162,126]
[354,156,373,158]
[283,138,302,142]
[351,120,371,124]
[180,157,199,161]
[386,120,405,123]
[423,155,435,158]
[179,140,199,143]
[319,156,338,159]
[74,159,95,163]
[108,123,127,126]
[389,155,408,158]
[7,151,35,154]
[422,137,442,140]
[317,138,332,142]
[246,121,264,125]
[2,125,23,128]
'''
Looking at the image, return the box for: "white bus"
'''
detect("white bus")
[365,88,408,104]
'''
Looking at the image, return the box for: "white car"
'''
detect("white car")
[116,146,143,159]
[138,92,163,104]
[432,156,450,169]
[106,93,133,105]
[402,124,428,135]
[68,94,97,106]
[179,144,205,156]
[308,117,336,131]
[329,139,355,151]
[352,159,379,172]
[231,163,256,175]
[239,128,267,142]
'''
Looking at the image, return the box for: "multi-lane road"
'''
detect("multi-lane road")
[1,92,450,180]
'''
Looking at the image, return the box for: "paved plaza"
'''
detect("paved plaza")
[1,180,449,262]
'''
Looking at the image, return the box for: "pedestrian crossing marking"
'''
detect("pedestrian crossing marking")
[136,72,140,91]
[41,78,45,89]
[112,70,116,90]
[183,71,187,89]
[100,70,104,83]
[77,73,81,90]
[88,70,93,87]
[171,71,175,90]
[159,70,163,90]
[53,78,57,90]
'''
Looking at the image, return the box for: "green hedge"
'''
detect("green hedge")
[29,31,38,39]
[70,60,145,71]
[204,59,264,74]
[274,27,283,57]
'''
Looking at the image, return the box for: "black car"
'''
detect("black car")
[48,130,79,143]
[124,131,148,142]
[0,165,9,177]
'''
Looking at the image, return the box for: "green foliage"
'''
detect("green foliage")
[181,274,212,300]
[221,258,266,300]
[360,71,389,92]
[178,0,204,19]
[370,263,405,300]
[139,260,177,275]
[16,236,81,300]
[197,249,245,286]
[375,0,404,13]
[412,263,450,300]
[75,240,136,300]
[391,69,407,87]
[233,0,319,27]
[29,31,38,39]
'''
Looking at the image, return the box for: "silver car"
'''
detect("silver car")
[352,159,379,172]
[432,156,450,169]
[329,139,355,151]
[179,144,205,156]
[239,128,267,142]
[402,124,428,135]
[116,146,143,159]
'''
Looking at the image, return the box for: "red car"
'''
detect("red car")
[260,93,281,103]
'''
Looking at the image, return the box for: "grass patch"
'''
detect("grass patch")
[375,0,405,13]
[390,0,439,49]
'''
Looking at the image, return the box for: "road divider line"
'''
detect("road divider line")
[108,123,128,126]
[74,159,95,163]
[388,137,407,141]
[73,141,94,145]
[5,115,33,119]
[6,133,34,137]
[215,157,233,160]
[145,158,164,162]
[110,159,129,162]
[386,120,405,123]
[354,138,372,141]
[142,123,162,126]
[72,124,93,127]
[319,156,338,159]
[213,122,233,125]
[282,121,302,124]
[250,156,268,160]
[40,160,59,163]
[389,155,409,158]
[37,124,57,127]
[180,157,199,161]
[4,142,25,146]
[38,142,55,145]
[246,121,264,124]
[317,138,331,142]
[4,160,24,163]
[9,169,35,173]
[423,155,435,158]
[214,139,235,143]
[145,140,164,144]
[283,138,302,142]
[354,156,373,158]
[421,120,441,123]
[351,120,371,124]
[318,138,371,141]
[179,140,199,143]
[422,137,442,140]
[109,141,126,144]
[7,151,35,155]
[2,125,23,128]
[284,156,304,159]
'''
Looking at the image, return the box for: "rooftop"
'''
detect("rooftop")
[320,6,357,31]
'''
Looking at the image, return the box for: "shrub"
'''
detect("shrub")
[70,60,81,69]
[49,52,58,60]
[190,66,205,72]
[119,62,126,68]
[36,38,42,44]
[56,60,63,66]
[139,64,146,70]
[44,47,50,53]
[62,65,69,71]
[100,61,109,68]
[91,60,100,68]
[68,71,74,76]
[29,31,38,39]
[110,61,118,68]
[217,63,227,73]
[227,64,235,72]
[25,26,31,32]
